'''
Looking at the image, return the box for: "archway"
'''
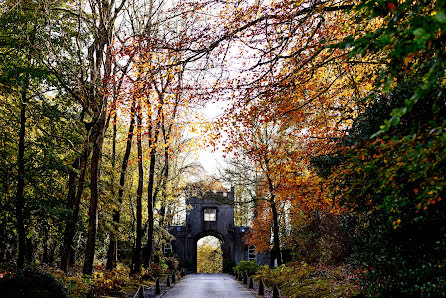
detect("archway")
[197,235,223,273]
[193,230,226,273]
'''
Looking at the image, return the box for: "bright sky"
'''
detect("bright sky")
[195,101,228,176]
[196,147,225,176]
[197,235,221,249]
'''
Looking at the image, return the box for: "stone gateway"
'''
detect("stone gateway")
[167,187,270,272]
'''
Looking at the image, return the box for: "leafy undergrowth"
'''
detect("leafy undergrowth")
[43,264,155,297]
[253,263,361,297]
[0,259,176,297]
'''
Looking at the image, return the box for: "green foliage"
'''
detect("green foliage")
[0,1,49,88]
[0,0,85,269]
[323,0,446,291]
[339,0,446,131]
[234,260,259,276]
[0,90,84,267]
[337,129,446,296]
[253,264,360,297]
[329,74,446,296]
[159,260,169,274]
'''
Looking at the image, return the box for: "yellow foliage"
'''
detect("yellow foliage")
[197,237,223,273]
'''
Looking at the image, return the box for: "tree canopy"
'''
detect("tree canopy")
[0,0,444,296]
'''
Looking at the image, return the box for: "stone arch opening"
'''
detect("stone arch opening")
[197,235,223,273]
[193,230,226,273]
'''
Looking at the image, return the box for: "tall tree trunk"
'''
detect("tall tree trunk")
[266,174,282,266]
[16,88,27,269]
[158,79,180,228]
[144,151,156,268]
[60,158,80,269]
[159,142,169,227]
[83,110,107,275]
[106,101,136,270]
[25,237,33,264]
[144,122,158,268]
[69,246,75,266]
[64,165,78,214]
[270,197,282,266]
[61,141,89,272]
[106,114,117,270]
[45,0,125,275]
[131,104,144,274]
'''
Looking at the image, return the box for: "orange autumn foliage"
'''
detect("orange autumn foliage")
[187,1,379,252]
[244,199,272,253]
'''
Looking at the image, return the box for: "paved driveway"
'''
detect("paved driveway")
[160,273,254,298]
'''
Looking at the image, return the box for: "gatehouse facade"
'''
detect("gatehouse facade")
[167,186,270,272]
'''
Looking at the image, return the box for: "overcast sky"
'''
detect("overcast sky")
[194,101,228,176]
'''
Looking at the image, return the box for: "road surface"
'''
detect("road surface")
[160,273,254,298]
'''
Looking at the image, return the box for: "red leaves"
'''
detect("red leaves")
[387,3,397,11]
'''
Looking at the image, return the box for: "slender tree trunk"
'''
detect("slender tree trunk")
[61,142,89,272]
[144,122,158,268]
[266,174,282,266]
[158,112,169,227]
[106,114,117,270]
[144,152,156,268]
[83,110,107,275]
[64,165,78,214]
[158,80,180,227]
[106,101,136,270]
[83,1,119,273]
[270,197,282,266]
[25,237,33,264]
[16,88,27,269]
[60,157,80,269]
[46,0,124,276]
[69,247,75,266]
[159,144,169,227]
[131,105,144,274]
